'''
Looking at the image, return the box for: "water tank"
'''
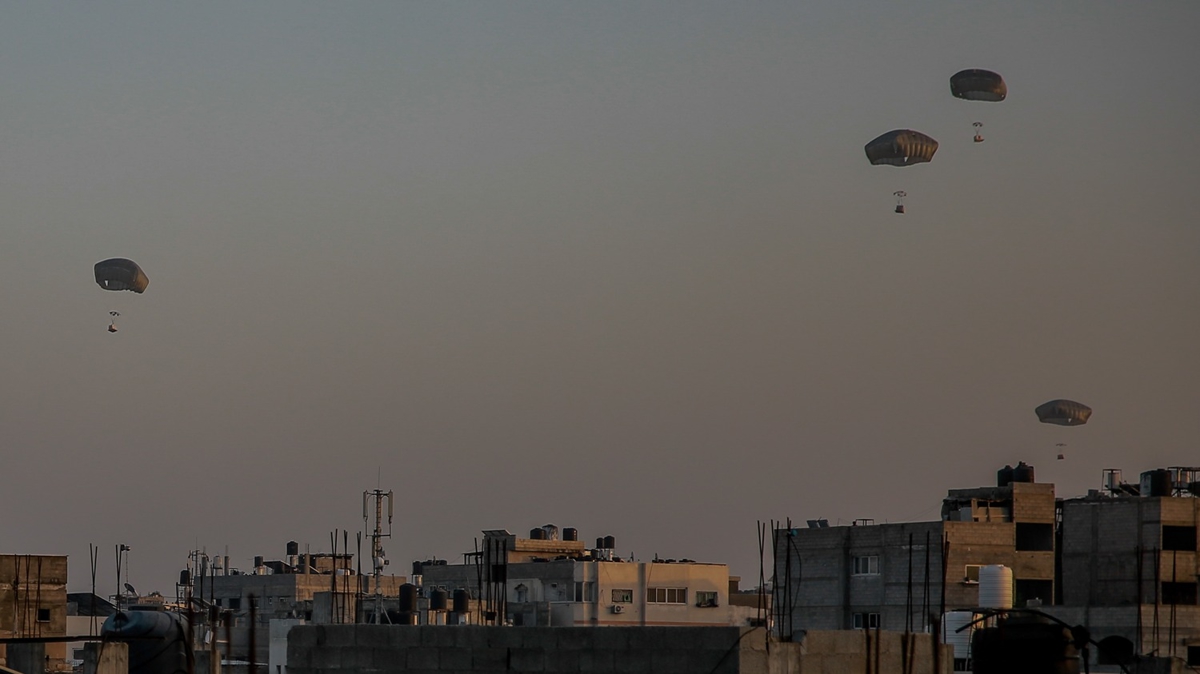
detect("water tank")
[1141,469,1173,497]
[997,465,1014,488]
[541,524,559,541]
[563,527,578,542]
[978,565,1014,609]
[1012,462,1035,484]
[596,537,605,549]
[101,611,191,674]
[178,570,190,586]
[398,584,419,613]
[942,611,976,662]
[603,535,616,550]
[254,555,264,568]
[971,614,1079,674]
[412,561,424,576]
[286,541,299,556]
[529,528,546,540]
[430,588,448,611]
[452,589,470,614]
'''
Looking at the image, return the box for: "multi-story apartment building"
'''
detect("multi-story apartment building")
[0,554,69,673]
[417,527,763,627]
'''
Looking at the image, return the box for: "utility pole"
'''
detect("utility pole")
[363,489,393,624]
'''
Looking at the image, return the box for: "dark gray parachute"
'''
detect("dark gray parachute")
[864,130,939,167]
[95,258,149,293]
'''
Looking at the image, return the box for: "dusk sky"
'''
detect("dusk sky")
[2,2,1198,596]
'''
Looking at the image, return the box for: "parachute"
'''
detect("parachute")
[94,258,149,293]
[864,130,939,167]
[1034,399,1092,427]
[950,69,1007,102]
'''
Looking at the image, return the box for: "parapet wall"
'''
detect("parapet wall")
[287,624,949,674]
[288,625,789,673]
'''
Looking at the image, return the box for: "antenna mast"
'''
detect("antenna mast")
[363,489,393,624]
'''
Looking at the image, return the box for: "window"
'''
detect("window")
[1015,523,1054,551]
[611,589,633,603]
[852,556,880,575]
[696,591,718,607]
[852,612,881,629]
[1014,579,1054,607]
[228,597,241,610]
[1162,582,1198,605]
[1163,525,1197,552]
[572,582,596,602]
[964,565,981,584]
[647,587,687,604]
[1188,646,1200,667]
[37,608,50,622]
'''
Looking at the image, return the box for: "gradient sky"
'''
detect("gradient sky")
[2,2,1198,596]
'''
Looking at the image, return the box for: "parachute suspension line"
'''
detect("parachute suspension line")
[973,122,984,143]
[893,190,907,214]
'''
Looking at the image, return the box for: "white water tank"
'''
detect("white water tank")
[941,611,976,661]
[977,564,1013,608]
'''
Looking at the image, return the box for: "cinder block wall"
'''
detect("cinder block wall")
[287,625,797,674]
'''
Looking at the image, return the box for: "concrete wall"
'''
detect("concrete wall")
[0,555,69,671]
[288,625,798,674]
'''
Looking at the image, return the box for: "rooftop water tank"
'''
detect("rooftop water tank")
[1141,469,1173,497]
[101,611,191,674]
[429,588,448,611]
[603,535,616,550]
[563,527,578,542]
[1012,462,1035,484]
[541,524,559,541]
[398,584,419,613]
[997,465,1014,488]
[942,611,977,665]
[452,589,470,614]
[286,541,299,556]
[529,528,546,540]
[978,565,1013,609]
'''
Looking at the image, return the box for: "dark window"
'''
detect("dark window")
[1162,525,1197,552]
[1015,523,1054,551]
[1162,582,1198,605]
[1188,646,1200,667]
[228,597,241,610]
[1014,579,1054,607]
[852,612,881,629]
[37,608,50,622]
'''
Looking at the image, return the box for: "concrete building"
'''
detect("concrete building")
[1046,466,1200,668]
[0,554,69,673]
[772,467,1057,636]
[417,528,764,628]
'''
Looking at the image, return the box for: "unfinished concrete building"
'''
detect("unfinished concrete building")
[417,527,764,628]
[772,464,1057,636]
[1046,466,1200,668]
[0,554,69,673]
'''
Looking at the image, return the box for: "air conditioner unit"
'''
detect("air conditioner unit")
[610,605,624,614]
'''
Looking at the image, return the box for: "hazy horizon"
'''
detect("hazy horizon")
[1,2,1197,596]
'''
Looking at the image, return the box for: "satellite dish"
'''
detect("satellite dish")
[124,583,137,596]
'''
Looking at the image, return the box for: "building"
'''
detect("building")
[772,464,1057,635]
[1045,466,1200,667]
[0,554,69,673]
[417,527,765,628]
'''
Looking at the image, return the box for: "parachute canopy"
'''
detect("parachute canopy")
[950,69,1007,102]
[864,130,939,167]
[1035,399,1091,427]
[94,258,149,293]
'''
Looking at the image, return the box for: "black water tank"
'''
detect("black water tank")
[563,527,578,542]
[972,615,1079,674]
[178,570,190,586]
[603,535,616,549]
[286,541,299,556]
[1147,469,1173,497]
[398,584,419,613]
[998,465,1015,487]
[1013,462,1036,484]
[596,537,605,549]
[430,588,448,611]
[529,528,546,540]
[412,561,424,576]
[101,611,191,674]
[452,589,470,614]
[253,556,264,568]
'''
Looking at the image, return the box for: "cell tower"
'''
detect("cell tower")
[363,489,393,624]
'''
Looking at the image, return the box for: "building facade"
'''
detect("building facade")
[0,554,69,672]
